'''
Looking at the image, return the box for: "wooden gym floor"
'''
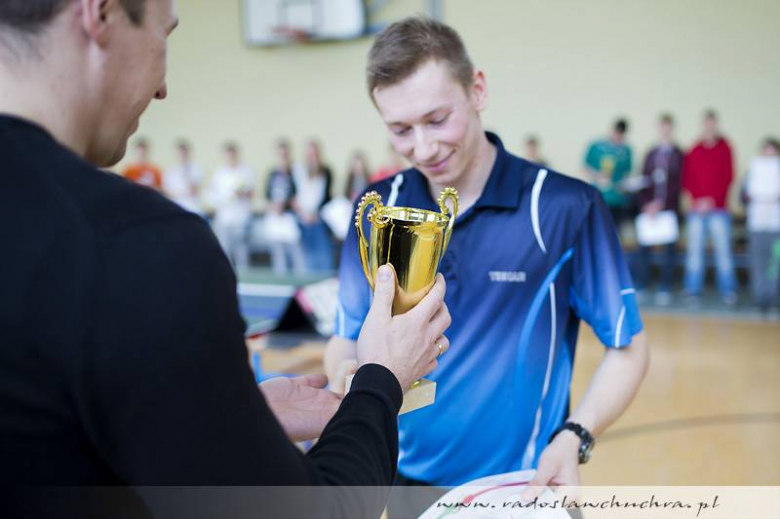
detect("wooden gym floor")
[257,313,780,486]
[574,314,780,485]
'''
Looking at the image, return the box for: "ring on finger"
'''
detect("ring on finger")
[436,341,445,359]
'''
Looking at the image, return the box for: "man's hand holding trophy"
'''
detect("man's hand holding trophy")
[346,187,459,413]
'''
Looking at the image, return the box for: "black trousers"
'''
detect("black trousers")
[633,242,678,291]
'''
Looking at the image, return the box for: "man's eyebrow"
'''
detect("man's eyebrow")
[386,107,448,127]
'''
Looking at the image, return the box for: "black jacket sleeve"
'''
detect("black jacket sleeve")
[81,215,401,512]
[666,148,684,212]
[266,171,275,201]
[637,148,655,208]
[320,167,333,208]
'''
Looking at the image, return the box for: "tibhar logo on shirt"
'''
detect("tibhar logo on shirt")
[489,271,527,283]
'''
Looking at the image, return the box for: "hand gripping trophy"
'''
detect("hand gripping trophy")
[350,187,459,413]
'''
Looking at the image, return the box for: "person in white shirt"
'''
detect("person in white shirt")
[743,137,780,311]
[293,139,334,272]
[265,138,305,275]
[164,140,204,215]
[204,142,255,268]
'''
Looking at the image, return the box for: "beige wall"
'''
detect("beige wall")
[125,0,780,208]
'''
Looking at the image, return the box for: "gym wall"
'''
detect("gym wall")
[124,0,780,208]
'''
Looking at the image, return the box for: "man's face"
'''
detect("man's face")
[136,143,150,162]
[305,142,320,165]
[372,60,487,187]
[225,148,239,166]
[659,120,673,141]
[703,116,718,140]
[177,145,189,162]
[277,145,290,166]
[87,0,178,167]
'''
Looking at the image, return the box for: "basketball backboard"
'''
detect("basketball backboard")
[243,0,367,46]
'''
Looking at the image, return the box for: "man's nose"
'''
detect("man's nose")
[413,128,437,163]
[155,82,168,100]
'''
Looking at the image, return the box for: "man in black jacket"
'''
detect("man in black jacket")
[0,1,451,516]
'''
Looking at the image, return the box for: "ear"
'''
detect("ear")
[79,0,114,46]
[470,70,489,113]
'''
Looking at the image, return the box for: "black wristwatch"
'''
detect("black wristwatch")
[549,422,595,464]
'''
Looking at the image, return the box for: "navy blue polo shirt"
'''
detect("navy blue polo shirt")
[335,132,642,486]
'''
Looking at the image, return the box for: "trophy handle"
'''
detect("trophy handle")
[355,191,385,289]
[438,187,459,255]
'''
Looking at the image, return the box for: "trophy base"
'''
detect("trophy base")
[344,375,436,415]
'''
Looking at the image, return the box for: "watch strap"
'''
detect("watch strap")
[549,422,595,464]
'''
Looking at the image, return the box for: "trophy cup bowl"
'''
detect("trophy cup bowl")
[355,188,458,315]
[349,187,459,413]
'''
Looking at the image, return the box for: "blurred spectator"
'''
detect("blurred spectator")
[164,139,204,215]
[524,135,548,167]
[294,140,335,272]
[265,139,305,275]
[203,142,255,269]
[121,138,162,190]
[371,142,405,183]
[345,151,371,201]
[743,137,780,311]
[584,118,633,229]
[682,109,737,306]
[633,114,684,305]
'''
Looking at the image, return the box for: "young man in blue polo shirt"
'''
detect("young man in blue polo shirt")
[325,16,648,502]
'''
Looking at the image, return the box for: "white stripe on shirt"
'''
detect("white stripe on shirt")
[387,174,404,207]
[521,282,558,467]
[531,169,549,254]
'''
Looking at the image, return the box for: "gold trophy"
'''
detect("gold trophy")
[347,187,459,414]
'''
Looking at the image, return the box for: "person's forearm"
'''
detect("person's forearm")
[567,332,649,437]
[302,364,401,517]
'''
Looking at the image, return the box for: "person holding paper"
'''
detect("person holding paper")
[324,16,649,518]
[293,139,336,272]
[265,138,305,275]
[633,113,684,306]
[203,142,256,268]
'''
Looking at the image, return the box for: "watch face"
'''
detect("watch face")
[580,442,594,464]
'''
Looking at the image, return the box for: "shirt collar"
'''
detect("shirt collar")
[473,132,523,209]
